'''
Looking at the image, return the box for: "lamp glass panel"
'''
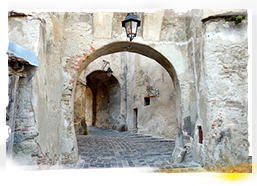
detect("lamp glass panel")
[107,71,112,77]
[131,21,138,35]
[125,21,131,34]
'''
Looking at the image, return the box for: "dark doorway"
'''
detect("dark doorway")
[198,126,203,144]
[133,108,138,132]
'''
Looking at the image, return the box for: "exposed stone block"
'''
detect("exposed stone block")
[170,146,186,164]
[118,124,127,132]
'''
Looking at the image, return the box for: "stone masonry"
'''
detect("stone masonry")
[6,9,250,172]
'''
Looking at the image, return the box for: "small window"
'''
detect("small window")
[198,126,203,144]
[144,97,150,106]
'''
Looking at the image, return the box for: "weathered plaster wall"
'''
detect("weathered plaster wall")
[34,13,66,166]
[184,9,206,164]
[8,16,43,165]
[202,17,249,171]
[11,67,39,165]
[8,10,249,170]
[8,13,68,167]
[184,10,249,170]
[126,53,176,139]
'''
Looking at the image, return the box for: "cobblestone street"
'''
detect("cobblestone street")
[76,127,205,173]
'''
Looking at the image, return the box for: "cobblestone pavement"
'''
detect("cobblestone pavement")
[76,126,205,173]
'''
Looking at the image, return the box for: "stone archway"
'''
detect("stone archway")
[74,42,181,121]
[73,41,182,140]
[60,41,183,166]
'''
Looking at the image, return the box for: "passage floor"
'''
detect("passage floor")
[76,126,204,173]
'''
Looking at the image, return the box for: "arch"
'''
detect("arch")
[73,41,182,136]
[76,42,180,93]
[60,41,184,166]
[85,70,121,129]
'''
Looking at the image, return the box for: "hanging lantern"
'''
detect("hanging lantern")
[106,67,113,77]
[102,60,113,77]
[122,13,141,41]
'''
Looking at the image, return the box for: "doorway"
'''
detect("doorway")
[133,108,138,133]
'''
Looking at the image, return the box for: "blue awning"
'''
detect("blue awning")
[7,40,39,67]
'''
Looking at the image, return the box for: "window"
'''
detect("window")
[144,97,150,106]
